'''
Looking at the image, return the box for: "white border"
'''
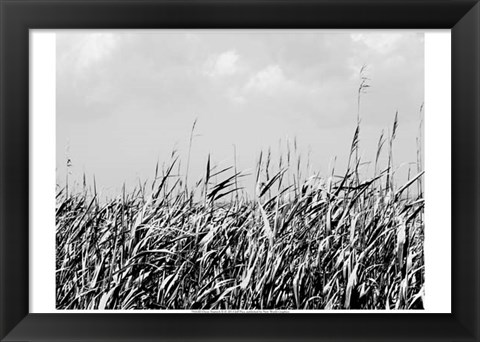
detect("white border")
[30,32,56,312]
[423,31,451,313]
[30,30,451,313]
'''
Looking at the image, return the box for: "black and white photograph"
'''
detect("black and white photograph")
[55,31,425,310]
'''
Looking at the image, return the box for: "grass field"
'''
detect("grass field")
[56,110,425,310]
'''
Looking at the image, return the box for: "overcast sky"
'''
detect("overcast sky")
[56,30,424,195]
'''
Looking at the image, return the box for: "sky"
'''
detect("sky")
[56,30,424,196]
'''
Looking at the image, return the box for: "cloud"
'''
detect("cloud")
[244,65,289,94]
[58,33,118,77]
[351,33,403,54]
[237,64,341,126]
[204,50,240,77]
[225,88,246,104]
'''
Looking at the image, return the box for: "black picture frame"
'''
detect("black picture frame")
[1,0,478,341]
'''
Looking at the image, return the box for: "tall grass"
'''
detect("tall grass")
[56,113,424,310]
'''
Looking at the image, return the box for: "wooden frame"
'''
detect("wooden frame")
[1,0,478,341]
